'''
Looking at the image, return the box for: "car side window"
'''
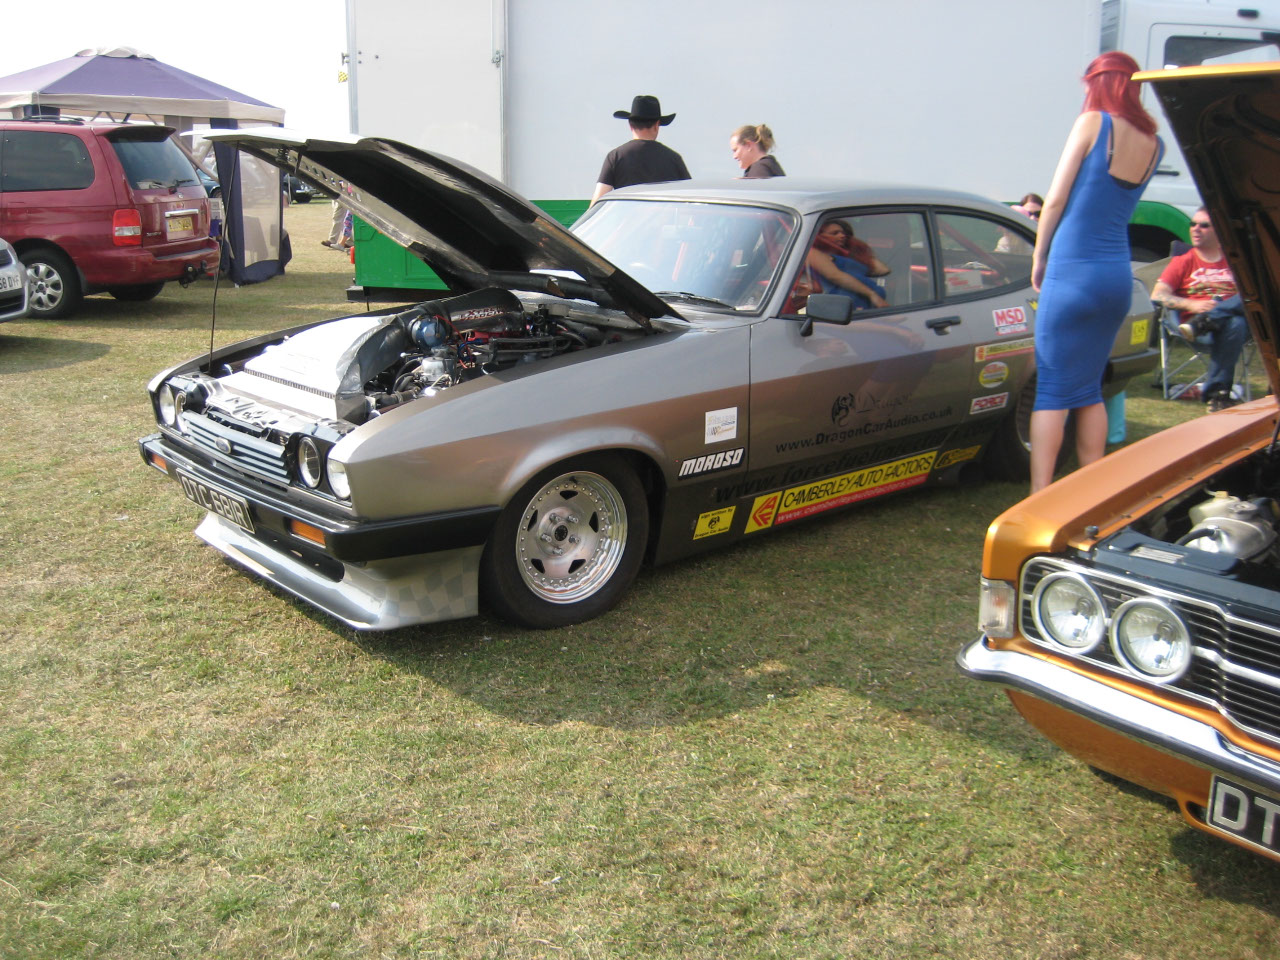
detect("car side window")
[933,211,1033,298]
[0,131,94,192]
[786,211,932,314]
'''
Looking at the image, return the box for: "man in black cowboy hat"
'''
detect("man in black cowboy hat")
[590,95,691,205]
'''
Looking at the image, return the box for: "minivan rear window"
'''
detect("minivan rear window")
[108,135,200,190]
[1,131,94,192]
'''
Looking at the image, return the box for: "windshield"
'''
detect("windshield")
[574,199,798,310]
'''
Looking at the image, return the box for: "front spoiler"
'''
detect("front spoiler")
[957,636,1280,796]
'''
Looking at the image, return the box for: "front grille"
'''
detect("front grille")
[1021,558,1280,746]
[177,411,289,483]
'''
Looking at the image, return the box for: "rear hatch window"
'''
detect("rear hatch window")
[105,130,206,245]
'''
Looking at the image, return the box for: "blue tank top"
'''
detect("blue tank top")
[1049,112,1164,265]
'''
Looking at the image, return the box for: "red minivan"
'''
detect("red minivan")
[0,120,219,318]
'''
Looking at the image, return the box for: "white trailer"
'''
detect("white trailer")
[344,0,1280,263]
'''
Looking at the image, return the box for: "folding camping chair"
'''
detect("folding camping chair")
[1139,242,1254,402]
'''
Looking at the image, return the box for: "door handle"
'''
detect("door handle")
[927,316,962,335]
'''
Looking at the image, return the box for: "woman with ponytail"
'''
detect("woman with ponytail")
[1028,51,1163,492]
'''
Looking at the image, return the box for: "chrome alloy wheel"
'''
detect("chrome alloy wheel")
[26,260,66,313]
[514,470,629,604]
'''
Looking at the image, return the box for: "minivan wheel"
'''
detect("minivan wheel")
[21,248,82,319]
[108,282,166,302]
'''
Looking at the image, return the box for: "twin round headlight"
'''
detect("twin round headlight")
[294,437,351,500]
[1031,573,1192,683]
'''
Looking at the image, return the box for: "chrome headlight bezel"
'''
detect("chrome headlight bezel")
[1030,571,1108,654]
[296,436,324,489]
[1110,597,1193,683]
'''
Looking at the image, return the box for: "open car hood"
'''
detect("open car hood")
[1140,62,1280,400]
[204,128,678,328]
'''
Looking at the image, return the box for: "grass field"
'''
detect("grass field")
[2,201,1277,959]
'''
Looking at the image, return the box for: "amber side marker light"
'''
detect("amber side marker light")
[288,519,328,547]
[146,451,169,474]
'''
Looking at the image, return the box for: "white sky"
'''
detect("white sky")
[1,0,351,133]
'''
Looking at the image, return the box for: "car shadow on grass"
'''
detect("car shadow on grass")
[0,333,110,372]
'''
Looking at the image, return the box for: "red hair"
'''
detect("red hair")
[1081,51,1156,135]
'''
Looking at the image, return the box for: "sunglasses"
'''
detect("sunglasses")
[1190,221,1213,228]
[1025,209,1041,218]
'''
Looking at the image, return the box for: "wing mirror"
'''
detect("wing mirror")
[799,293,853,337]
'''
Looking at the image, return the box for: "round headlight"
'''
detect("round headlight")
[1111,598,1192,682]
[158,384,176,426]
[1031,572,1107,653]
[327,458,350,500]
[297,437,324,489]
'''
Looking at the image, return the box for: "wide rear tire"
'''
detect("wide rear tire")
[481,454,648,628]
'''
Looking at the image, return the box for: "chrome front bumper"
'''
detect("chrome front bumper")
[957,636,1280,796]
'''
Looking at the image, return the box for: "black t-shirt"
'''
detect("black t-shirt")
[744,155,785,178]
[597,139,691,189]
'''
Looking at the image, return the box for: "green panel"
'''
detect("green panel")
[1131,201,1192,243]
[352,199,591,293]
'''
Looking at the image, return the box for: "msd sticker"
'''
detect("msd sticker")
[969,392,1009,415]
[978,361,1009,388]
[993,306,1028,336]
[705,407,738,443]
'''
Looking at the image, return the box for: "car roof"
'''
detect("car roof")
[605,177,1018,219]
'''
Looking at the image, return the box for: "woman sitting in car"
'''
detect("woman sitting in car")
[804,219,890,310]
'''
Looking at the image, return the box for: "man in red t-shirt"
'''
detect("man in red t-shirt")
[1152,207,1251,411]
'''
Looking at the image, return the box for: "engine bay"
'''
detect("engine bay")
[181,288,646,430]
[1117,443,1280,590]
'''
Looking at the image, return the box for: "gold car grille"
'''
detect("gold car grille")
[1020,558,1280,748]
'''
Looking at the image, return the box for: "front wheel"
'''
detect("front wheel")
[481,454,649,628]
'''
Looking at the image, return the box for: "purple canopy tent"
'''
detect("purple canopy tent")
[0,47,289,284]
[0,46,283,128]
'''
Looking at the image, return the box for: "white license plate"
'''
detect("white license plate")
[166,215,194,235]
[177,471,254,533]
[1206,776,1280,854]
[0,274,21,291]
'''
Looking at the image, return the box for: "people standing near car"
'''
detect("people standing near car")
[1028,52,1163,493]
[730,124,785,178]
[1151,207,1251,412]
[590,96,691,206]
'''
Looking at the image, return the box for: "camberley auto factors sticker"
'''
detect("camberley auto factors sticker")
[975,336,1034,362]
[744,452,937,533]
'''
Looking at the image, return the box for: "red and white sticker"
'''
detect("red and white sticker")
[978,361,1009,388]
[993,306,1028,336]
[970,392,1009,415]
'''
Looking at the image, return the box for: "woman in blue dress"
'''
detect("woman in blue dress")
[1029,51,1163,492]
[806,220,889,310]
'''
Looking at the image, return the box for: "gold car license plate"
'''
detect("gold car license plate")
[1206,776,1280,854]
[166,215,194,236]
[177,471,254,534]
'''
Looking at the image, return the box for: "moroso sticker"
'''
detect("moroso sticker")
[935,445,981,470]
[975,337,1034,361]
[1130,318,1149,346]
[705,407,738,443]
[744,452,937,533]
[693,507,736,540]
[678,447,745,479]
[978,361,1009,388]
[993,306,1028,336]
[969,392,1009,415]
